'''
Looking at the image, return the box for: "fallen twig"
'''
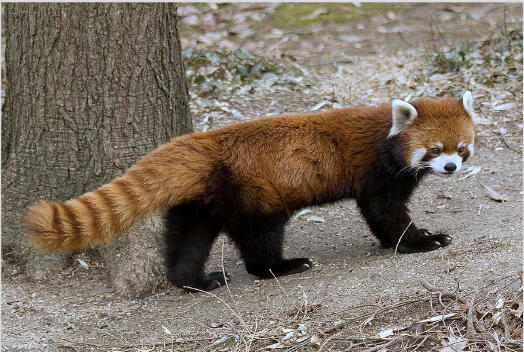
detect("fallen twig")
[420,278,462,301]
[499,127,522,154]
[466,292,477,339]
[61,336,214,350]
[321,297,429,335]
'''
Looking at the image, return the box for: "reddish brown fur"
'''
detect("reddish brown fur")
[24,98,468,252]
[24,133,216,251]
[401,98,475,161]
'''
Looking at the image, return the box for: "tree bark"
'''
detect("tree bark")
[2,3,192,296]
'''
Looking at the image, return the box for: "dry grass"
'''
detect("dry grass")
[60,234,523,352]
[59,271,522,351]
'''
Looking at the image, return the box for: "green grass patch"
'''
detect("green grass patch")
[267,3,397,29]
[414,25,522,92]
[183,47,315,107]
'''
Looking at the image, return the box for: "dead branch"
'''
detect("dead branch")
[466,292,477,339]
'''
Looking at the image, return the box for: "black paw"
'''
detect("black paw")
[396,230,452,254]
[171,271,230,292]
[208,271,230,286]
[281,258,313,276]
[246,258,313,279]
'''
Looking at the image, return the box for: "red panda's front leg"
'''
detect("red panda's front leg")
[356,195,452,253]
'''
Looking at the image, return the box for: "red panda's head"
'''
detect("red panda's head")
[388,91,476,176]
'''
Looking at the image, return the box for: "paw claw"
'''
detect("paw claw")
[396,232,453,253]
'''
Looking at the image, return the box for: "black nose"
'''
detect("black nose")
[444,163,457,172]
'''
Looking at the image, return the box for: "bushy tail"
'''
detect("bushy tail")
[24,172,159,251]
[23,141,210,251]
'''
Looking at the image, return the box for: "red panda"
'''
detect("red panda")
[24,92,476,291]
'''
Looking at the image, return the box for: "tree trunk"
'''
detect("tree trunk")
[2,3,192,297]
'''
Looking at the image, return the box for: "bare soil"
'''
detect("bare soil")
[2,3,522,351]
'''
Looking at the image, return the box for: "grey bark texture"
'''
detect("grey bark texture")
[2,3,193,296]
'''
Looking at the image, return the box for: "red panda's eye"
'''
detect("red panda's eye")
[430,148,441,155]
[458,147,465,154]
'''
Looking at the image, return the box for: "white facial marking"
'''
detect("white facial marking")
[467,143,474,156]
[434,142,443,149]
[410,147,427,168]
[429,152,463,175]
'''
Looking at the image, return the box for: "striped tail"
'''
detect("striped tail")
[23,132,218,252]
[23,170,165,251]
[23,153,209,251]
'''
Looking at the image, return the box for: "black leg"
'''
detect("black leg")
[357,195,452,253]
[162,204,226,291]
[226,213,312,279]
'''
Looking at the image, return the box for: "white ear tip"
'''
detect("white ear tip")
[389,99,418,137]
[462,91,474,116]
[392,99,406,107]
[392,99,418,118]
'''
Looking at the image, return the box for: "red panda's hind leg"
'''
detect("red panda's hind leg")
[162,204,227,291]
[227,213,313,279]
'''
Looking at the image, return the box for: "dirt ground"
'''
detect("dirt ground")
[2,3,522,351]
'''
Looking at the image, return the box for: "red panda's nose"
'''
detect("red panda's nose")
[444,163,457,172]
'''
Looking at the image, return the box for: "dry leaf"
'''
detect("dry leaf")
[407,322,427,334]
[291,209,312,221]
[76,258,89,268]
[418,313,457,323]
[209,334,239,349]
[300,8,327,20]
[440,336,468,352]
[493,102,517,110]
[310,334,321,348]
[377,328,394,338]
[481,183,510,202]
[296,335,310,343]
[457,166,481,181]
[265,342,284,349]
[162,325,172,335]
[306,215,325,223]
[310,101,329,111]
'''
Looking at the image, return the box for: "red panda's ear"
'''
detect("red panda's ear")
[388,100,418,138]
[462,91,474,116]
